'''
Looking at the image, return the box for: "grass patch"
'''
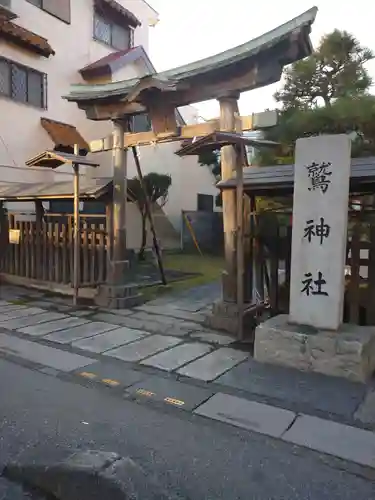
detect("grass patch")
[140,253,224,302]
[8,298,31,305]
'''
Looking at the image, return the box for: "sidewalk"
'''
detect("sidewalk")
[0,285,375,470]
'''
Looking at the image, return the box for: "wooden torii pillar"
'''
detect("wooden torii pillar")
[218,94,241,303]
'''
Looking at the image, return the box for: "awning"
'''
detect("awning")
[0,19,54,57]
[25,150,100,170]
[94,0,141,27]
[176,132,279,156]
[41,118,90,151]
[0,178,135,202]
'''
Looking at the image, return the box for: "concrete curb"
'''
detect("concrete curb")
[3,450,181,500]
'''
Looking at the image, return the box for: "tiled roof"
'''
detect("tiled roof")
[41,118,89,151]
[94,0,141,27]
[79,46,155,79]
[65,7,317,103]
[0,19,54,57]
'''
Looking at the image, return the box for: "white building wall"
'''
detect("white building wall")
[0,0,154,179]
[0,0,219,236]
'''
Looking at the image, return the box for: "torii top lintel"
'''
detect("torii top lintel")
[64,7,317,122]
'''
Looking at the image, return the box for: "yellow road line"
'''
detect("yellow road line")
[136,389,155,397]
[164,397,185,407]
[79,372,97,380]
[102,378,120,387]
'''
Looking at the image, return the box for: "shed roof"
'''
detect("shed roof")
[64,7,317,105]
[0,179,137,202]
[0,178,113,201]
[25,151,100,169]
[217,157,375,196]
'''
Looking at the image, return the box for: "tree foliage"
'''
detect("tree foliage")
[275,30,374,109]
[128,172,171,260]
[255,29,375,166]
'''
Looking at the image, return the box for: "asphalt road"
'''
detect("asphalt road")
[0,359,374,500]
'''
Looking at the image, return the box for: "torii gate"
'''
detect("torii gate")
[63,7,317,321]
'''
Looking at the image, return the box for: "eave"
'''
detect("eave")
[64,7,318,116]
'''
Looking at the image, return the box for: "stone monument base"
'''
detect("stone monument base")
[254,314,375,382]
[205,300,258,338]
[95,283,142,309]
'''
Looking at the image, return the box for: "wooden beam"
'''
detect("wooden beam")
[89,114,275,152]
[83,101,147,121]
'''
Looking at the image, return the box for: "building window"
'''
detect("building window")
[0,57,47,109]
[132,114,152,133]
[197,194,214,212]
[26,0,71,23]
[94,11,133,50]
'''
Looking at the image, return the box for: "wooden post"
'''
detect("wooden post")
[34,200,44,280]
[236,145,245,339]
[111,120,128,284]
[218,94,239,302]
[73,143,80,305]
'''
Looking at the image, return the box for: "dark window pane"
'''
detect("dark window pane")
[197,194,214,212]
[0,60,10,96]
[133,114,152,132]
[94,13,111,44]
[112,23,130,50]
[27,71,43,107]
[11,64,27,103]
[27,0,42,6]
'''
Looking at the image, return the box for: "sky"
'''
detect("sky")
[147,0,375,119]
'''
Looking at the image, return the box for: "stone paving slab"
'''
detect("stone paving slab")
[72,327,149,353]
[18,317,89,336]
[0,333,94,372]
[195,392,296,437]
[131,311,184,327]
[0,304,27,312]
[44,322,118,344]
[96,314,190,336]
[104,335,182,362]
[0,307,45,321]
[354,390,375,425]
[141,342,212,372]
[134,304,206,323]
[283,414,375,468]
[100,308,133,317]
[93,313,141,326]
[190,331,235,346]
[177,348,248,381]
[24,300,56,310]
[0,312,67,330]
[72,360,146,388]
[127,376,215,411]
[216,359,366,419]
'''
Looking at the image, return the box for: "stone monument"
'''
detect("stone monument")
[289,134,351,330]
[254,135,375,382]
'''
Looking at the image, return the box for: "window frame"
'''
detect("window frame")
[26,0,71,25]
[0,56,47,109]
[93,10,134,51]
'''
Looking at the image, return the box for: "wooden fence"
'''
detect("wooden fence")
[260,223,375,326]
[1,214,108,286]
